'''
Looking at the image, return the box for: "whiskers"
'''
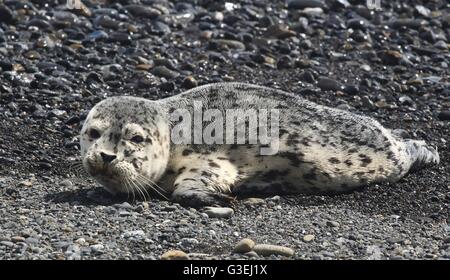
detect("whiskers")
[122,174,169,202]
[68,161,88,177]
[69,159,169,202]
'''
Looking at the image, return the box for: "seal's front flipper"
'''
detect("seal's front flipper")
[171,182,235,208]
[169,153,239,207]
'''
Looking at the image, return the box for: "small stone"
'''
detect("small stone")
[162,205,178,212]
[125,5,161,19]
[360,64,371,72]
[25,237,39,245]
[182,76,198,89]
[415,5,431,17]
[0,241,15,247]
[434,41,448,50]
[269,195,281,202]
[303,234,315,242]
[343,85,359,95]
[211,39,245,50]
[317,77,343,91]
[149,21,171,35]
[375,100,388,109]
[11,236,26,243]
[287,0,325,10]
[253,244,294,257]
[0,5,15,24]
[151,66,179,79]
[361,96,375,109]
[277,56,293,69]
[86,30,109,42]
[302,7,324,15]
[109,32,132,45]
[136,64,152,71]
[12,64,25,72]
[379,50,403,65]
[244,251,259,258]
[72,0,91,17]
[398,95,414,106]
[203,207,234,218]
[19,180,33,187]
[264,24,296,39]
[181,238,199,247]
[119,210,132,217]
[123,230,145,238]
[117,202,134,210]
[24,50,41,60]
[90,244,104,253]
[295,58,312,68]
[61,180,73,187]
[326,221,340,227]
[161,250,190,260]
[233,238,256,253]
[74,238,86,245]
[243,198,265,206]
[437,111,450,121]
[366,245,382,260]
[390,19,425,29]
[27,19,52,30]
[347,18,369,31]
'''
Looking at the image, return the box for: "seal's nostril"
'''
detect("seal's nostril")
[100,152,116,163]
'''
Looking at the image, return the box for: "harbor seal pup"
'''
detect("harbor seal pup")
[80,83,440,207]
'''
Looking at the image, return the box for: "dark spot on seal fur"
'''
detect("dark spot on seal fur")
[278,152,304,167]
[208,161,220,168]
[358,154,373,166]
[328,157,340,164]
[344,159,353,166]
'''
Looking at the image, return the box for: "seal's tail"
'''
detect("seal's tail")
[405,140,440,172]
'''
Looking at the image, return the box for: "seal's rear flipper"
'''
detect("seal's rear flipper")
[405,140,440,172]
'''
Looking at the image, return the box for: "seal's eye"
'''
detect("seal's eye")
[88,128,101,139]
[130,135,144,144]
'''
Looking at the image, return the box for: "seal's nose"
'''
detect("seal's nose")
[100,152,116,163]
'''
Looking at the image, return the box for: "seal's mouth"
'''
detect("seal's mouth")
[95,174,124,194]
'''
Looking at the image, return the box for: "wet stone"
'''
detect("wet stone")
[125,5,161,19]
[182,76,198,89]
[161,250,189,260]
[233,238,256,253]
[203,207,234,219]
[109,32,132,45]
[151,66,179,79]
[253,244,294,257]
[0,5,15,24]
[437,111,450,121]
[317,77,343,91]
[287,0,325,10]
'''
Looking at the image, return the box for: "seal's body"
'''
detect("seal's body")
[80,83,439,207]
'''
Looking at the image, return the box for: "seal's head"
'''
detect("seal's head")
[80,96,170,196]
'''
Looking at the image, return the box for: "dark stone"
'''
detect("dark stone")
[437,111,450,121]
[0,5,15,24]
[317,77,343,91]
[287,0,325,10]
